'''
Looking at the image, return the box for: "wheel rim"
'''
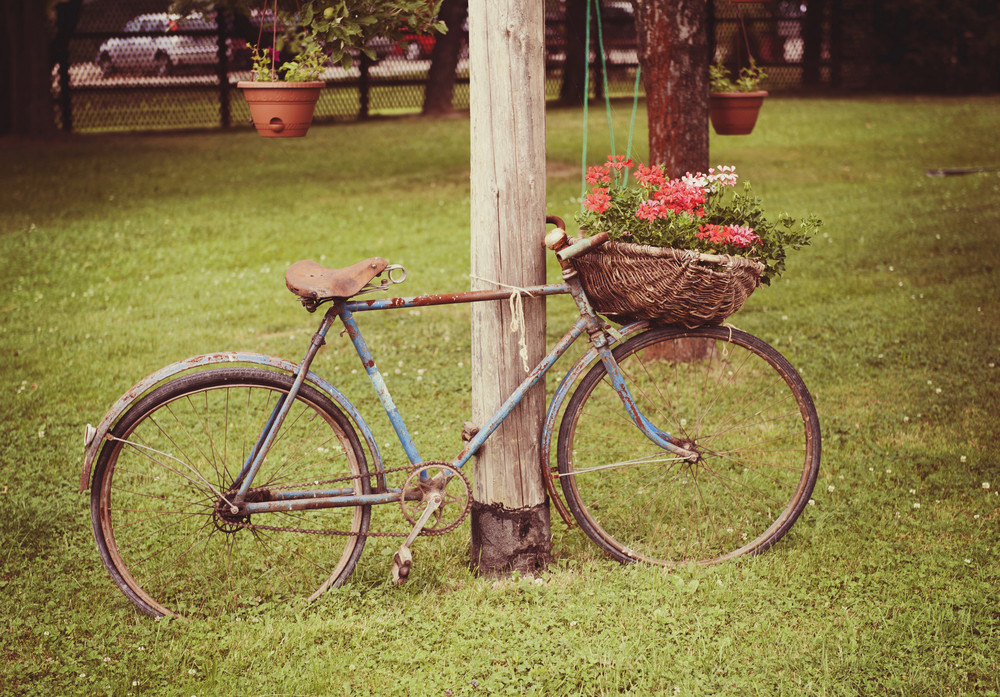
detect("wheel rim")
[559,328,819,566]
[94,373,369,618]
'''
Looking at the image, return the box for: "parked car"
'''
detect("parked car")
[97,13,247,77]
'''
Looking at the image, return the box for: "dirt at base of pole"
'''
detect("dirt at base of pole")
[469,500,551,578]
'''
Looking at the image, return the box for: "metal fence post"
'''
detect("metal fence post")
[359,54,372,120]
[216,10,232,129]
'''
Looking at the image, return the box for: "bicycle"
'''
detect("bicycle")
[81,217,820,618]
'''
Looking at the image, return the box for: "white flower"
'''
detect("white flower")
[961,456,967,463]
[808,499,816,506]
[909,489,916,495]
[983,482,991,490]
[912,503,921,509]
[965,559,972,564]
[827,485,835,493]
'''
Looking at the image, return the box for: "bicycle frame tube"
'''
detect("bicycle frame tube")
[233,308,341,499]
[338,282,575,469]
[228,275,694,509]
[451,317,592,470]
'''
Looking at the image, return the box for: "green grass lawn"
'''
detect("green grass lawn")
[2,95,999,696]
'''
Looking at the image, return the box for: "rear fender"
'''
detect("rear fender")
[80,352,381,492]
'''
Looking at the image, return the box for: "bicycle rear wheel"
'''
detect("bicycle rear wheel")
[90,367,371,618]
[557,326,820,566]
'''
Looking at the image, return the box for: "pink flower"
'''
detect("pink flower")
[697,224,759,247]
[584,187,612,214]
[727,225,760,247]
[585,165,611,185]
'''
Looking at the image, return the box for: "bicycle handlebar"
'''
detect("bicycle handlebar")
[543,215,609,262]
[557,232,609,261]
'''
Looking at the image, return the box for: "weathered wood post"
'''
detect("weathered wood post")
[467,0,551,577]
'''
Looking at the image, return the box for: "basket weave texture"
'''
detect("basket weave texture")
[573,240,765,327]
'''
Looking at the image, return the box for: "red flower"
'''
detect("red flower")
[585,165,611,185]
[584,187,612,214]
[634,164,666,188]
[606,154,633,171]
[635,198,665,222]
[656,180,706,216]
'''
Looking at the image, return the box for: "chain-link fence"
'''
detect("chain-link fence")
[53,0,827,134]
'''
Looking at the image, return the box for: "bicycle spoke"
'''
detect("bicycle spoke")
[93,368,371,618]
[558,327,819,567]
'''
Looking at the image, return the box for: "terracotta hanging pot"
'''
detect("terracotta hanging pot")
[237,81,323,138]
[709,91,768,136]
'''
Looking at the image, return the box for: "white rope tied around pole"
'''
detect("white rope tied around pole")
[470,275,534,373]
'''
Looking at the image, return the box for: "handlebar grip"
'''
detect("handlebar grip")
[557,232,609,261]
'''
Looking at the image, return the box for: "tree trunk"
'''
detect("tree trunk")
[633,0,709,174]
[422,0,468,116]
[559,0,588,105]
[634,0,713,362]
[1,0,58,137]
[468,0,551,578]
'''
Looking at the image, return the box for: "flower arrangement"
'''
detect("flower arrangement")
[173,0,445,78]
[576,155,820,285]
[709,59,767,93]
[249,40,328,82]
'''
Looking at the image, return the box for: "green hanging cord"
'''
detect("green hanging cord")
[593,0,616,158]
[624,64,642,185]
[579,0,593,211]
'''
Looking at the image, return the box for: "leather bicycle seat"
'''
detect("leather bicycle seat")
[285,257,389,302]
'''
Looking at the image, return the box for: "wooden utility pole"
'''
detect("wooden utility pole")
[467,0,551,577]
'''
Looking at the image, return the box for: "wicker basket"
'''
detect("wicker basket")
[572,240,765,327]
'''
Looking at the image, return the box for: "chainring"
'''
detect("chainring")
[399,461,472,536]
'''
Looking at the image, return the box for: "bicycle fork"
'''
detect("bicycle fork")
[591,332,700,465]
[556,241,699,465]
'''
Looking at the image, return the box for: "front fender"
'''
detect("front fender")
[540,321,649,524]
[80,352,382,492]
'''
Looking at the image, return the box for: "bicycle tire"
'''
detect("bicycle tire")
[90,367,372,618]
[557,326,820,566]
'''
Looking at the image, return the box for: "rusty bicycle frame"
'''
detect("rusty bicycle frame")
[80,219,699,578]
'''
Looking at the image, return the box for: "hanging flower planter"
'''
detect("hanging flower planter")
[709,91,768,135]
[237,81,323,138]
[573,155,821,325]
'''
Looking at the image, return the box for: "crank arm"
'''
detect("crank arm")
[391,492,442,585]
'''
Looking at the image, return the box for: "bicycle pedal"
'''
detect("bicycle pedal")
[392,547,413,585]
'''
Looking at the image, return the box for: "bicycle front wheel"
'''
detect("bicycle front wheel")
[557,326,820,566]
[90,367,372,618]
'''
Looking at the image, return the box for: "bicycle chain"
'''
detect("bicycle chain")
[234,462,472,539]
